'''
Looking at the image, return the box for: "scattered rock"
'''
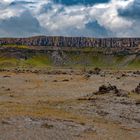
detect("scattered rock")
[133,71,140,75]
[25,80,30,82]
[95,84,118,95]
[116,77,121,80]
[3,75,11,78]
[5,88,11,91]
[115,89,129,97]
[86,68,101,76]
[96,110,109,116]
[41,123,54,129]
[94,67,101,75]
[100,74,105,77]
[62,79,69,82]
[134,83,140,94]
[88,70,94,75]
[84,74,91,80]
[121,74,127,77]
[1,120,11,125]
[135,100,140,105]
[9,94,14,98]
[53,80,58,82]
[94,84,129,97]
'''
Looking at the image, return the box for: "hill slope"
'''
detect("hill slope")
[0,36,140,69]
[0,47,139,69]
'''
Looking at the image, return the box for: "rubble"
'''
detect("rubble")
[135,83,140,94]
[94,84,129,97]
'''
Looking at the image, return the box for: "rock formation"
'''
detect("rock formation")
[0,36,140,49]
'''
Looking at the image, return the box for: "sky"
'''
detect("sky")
[0,0,139,37]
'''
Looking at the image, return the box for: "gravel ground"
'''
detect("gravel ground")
[0,69,140,140]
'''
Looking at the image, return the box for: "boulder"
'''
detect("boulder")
[94,84,129,97]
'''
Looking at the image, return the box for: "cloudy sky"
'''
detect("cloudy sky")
[0,0,139,37]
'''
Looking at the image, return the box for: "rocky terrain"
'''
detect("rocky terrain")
[0,69,140,140]
[0,36,140,139]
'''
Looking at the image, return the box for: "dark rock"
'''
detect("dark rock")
[5,88,11,91]
[116,77,121,80]
[135,100,140,105]
[88,70,94,75]
[94,67,101,75]
[41,123,53,129]
[97,84,118,94]
[94,84,129,97]
[121,74,127,77]
[53,80,58,82]
[9,94,14,98]
[3,75,11,78]
[96,110,109,116]
[62,79,69,82]
[84,74,91,79]
[115,89,129,97]
[134,83,140,94]
[133,71,140,75]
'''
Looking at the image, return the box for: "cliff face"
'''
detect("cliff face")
[0,36,140,48]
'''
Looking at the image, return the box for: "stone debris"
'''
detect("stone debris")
[135,83,140,94]
[94,84,129,97]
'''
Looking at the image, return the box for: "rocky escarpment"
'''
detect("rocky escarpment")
[0,36,140,49]
[0,36,140,68]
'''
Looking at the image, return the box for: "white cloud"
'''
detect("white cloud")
[34,0,135,36]
[37,4,91,31]
[0,0,139,37]
[90,0,134,32]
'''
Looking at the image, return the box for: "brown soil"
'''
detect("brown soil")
[0,69,140,140]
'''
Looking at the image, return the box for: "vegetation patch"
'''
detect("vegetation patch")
[0,48,139,69]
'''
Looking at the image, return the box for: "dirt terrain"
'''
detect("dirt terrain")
[0,69,140,140]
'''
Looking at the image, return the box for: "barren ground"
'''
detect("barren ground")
[0,69,140,140]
